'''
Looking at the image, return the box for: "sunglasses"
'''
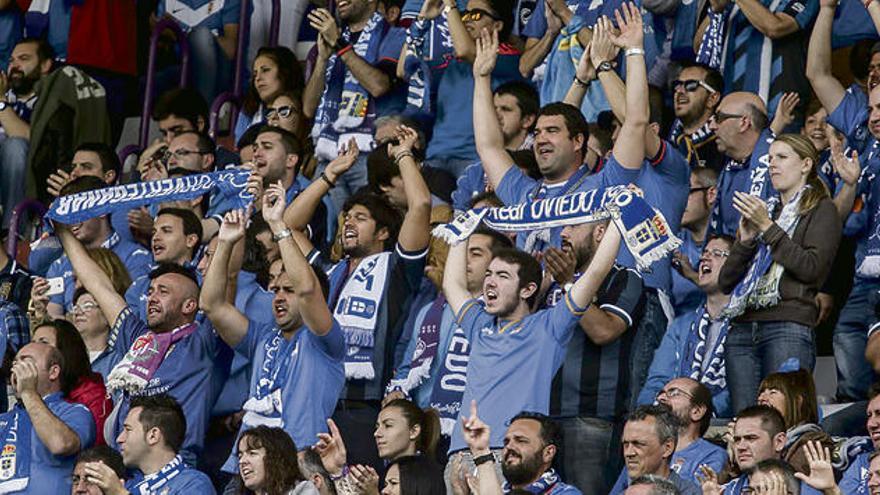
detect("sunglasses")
[267,105,297,119]
[672,79,717,94]
[711,111,744,124]
[461,8,500,22]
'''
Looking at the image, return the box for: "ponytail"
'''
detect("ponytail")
[383,399,441,461]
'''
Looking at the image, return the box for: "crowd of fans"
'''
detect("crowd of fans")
[4,0,880,493]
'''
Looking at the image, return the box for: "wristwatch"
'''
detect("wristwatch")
[596,61,615,74]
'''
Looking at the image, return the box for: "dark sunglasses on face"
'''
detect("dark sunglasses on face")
[711,111,744,124]
[267,105,297,119]
[462,8,500,22]
[672,79,717,94]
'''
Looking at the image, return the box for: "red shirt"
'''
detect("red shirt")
[66,0,137,76]
[68,373,113,446]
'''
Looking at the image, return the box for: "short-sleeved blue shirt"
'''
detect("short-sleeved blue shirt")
[125,461,217,494]
[157,0,241,33]
[221,319,345,472]
[448,292,586,452]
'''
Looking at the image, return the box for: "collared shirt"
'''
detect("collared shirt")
[220,319,345,473]
[4,392,96,494]
[107,307,218,462]
[839,451,870,495]
[610,469,701,495]
[547,265,645,422]
[448,292,587,453]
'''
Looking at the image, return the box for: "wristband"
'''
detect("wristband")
[394,151,414,162]
[320,172,337,189]
[272,228,293,242]
[473,453,495,466]
[596,61,615,74]
[330,465,350,482]
[336,44,354,57]
[625,48,645,57]
[573,76,590,87]
[443,4,455,15]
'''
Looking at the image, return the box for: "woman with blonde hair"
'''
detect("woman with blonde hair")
[719,133,841,413]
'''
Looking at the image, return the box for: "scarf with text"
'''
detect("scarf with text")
[403,16,453,116]
[679,306,728,396]
[241,328,301,429]
[696,6,728,69]
[0,403,31,493]
[106,322,199,394]
[130,455,186,495]
[388,295,445,395]
[433,185,680,270]
[428,314,471,435]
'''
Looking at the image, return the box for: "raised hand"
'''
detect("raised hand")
[733,191,772,234]
[461,400,491,455]
[472,28,499,79]
[387,125,420,159]
[218,209,248,244]
[29,277,50,322]
[608,3,644,50]
[546,2,564,35]
[348,465,380,495]
[137,141,169,182]
[419,0,444,20]
[127,207,155,243]
[770,92,800,133]
[794,440,838,491]
[314,418,348,477]
[543,247,577,284]
[246,172,265,207]
[262,181,288,227]
[46,169,72,198]
[81,461,128,495]
[590,16,620,66]
[308,8,341,47]
[696,465,723,495]
[11,358,38,396]
[324,138,360,183]
[575,42,597,82]
[831,146,860,187]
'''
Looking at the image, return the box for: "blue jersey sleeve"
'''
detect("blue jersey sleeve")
[221,0,241,25]
[596,267,644,328]
[541,291,587,344]
[600,153,641,187]
[495,165,540,206]
[394,244,429,291]
[838,454,868,495]
[780,0,818,28]
[58,403,97,451]
[650,140,690,187]
[235,319,273,360]
[119,244,153,282]
[522,0,548,38]
[827,91,870,146]
[314,319,346,361]
[455,298,490,340]
[109,306,149,351]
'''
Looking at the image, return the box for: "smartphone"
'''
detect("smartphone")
[45,277,65,296]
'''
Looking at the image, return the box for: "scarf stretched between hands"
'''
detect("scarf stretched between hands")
[46,169,253,225]
[403,16,453,116]
[433,185,681,270]
[329,252,392,380]
[106,322,199,394]
[312,12,386,161]
[0,404,32,493]
[696,5,728,70]
[722,187,806,318]
[129,454,186,495]
[679,306,728,396]
[241,329,301,429]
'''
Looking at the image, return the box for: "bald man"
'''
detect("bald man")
[57,224,219,465]
[706,91,775,237]
[1,342,96,493]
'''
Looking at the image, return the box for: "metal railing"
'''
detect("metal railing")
[139,18,191,150]
[6,199,48,259]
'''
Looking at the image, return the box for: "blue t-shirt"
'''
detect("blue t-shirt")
[157,0,241,33]
[670,439,728,486]
[522,0,580,39]
[6,392,95,494]
[107,307,218,462]
[610,470,701,495]
[46,232,152,313]
[671,230,705,316]
[448,292,586,453]
[221,319,345,472]
[23,0,70,59]
[426,49,523,162]
[839,451,871,495]
[125,461,216,494]
[710,129,776,238]
[0,9,22,73]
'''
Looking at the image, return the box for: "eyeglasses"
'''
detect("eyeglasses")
[704,248,730,258]
[711,111,744,124]
[267,105,298,119]
[71,301,98,314]
[657,387,693,400]
[673,79,717,94]
[461,8,500,22]
[689,186,711,195]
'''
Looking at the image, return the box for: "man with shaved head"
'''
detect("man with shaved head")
[707,91,774,237]
[1,342,96,493]
[57,222,219,466]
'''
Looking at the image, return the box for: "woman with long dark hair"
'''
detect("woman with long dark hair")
[236,425,318,495]
[719,133,841,412]
[381,456,444,495]
[235,46,305,142]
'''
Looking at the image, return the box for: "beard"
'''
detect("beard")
[501,450,545,486]
[8,68,39,96]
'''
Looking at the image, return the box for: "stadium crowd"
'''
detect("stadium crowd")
[4,0,880,493]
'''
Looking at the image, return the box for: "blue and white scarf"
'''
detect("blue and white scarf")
[0,405,31,493]
[312,12,386,161]
[428,319,471,435]
[46,169,253,225]
[241,329,300,428]
[679,306,728,395]
[388,295,444,394]
[723,187,806,318]
[130,455,185,495]
[403,16,453,116]
[696,6,729,70]
[329,252,391,379]
[502,468,560,494]
[433,185,681,270]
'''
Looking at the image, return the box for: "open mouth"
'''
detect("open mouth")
[485,289,498,303]
[274,303,288,318]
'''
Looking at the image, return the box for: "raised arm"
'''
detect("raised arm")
[806,0,846,113]
[870,0,880,34]
[830,145,861,221]
[282,140,359,230]
[303,36,333,119]
[769,92,799,135]
[735,0,799,38]
[445,0,477,62]
[567,221,621,309]
[199,209,250,348]
[605,5,648,170]
[519,0,564,77]
[15,360,83,455]
[388,126,432,252]
[563,47,596,108]
[461,401,504,495]
[264,183,334,335]
[56,226,126,325]
[442,240,470,315]
[473,29,515,189]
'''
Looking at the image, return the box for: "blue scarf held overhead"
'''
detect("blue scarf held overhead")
[679,306,729,396]
[402,16,453,117]
[46,170,253,225]
[312,12,386,161]
[0,404,32,493]
[130,455,186,495]
[433,185,681,270]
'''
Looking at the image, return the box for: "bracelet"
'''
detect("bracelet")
[272,228,293,242]
[336,44,354,57]
[442,4,455,15]
[394,151,414,162]
[625,48,645,57]
[573,76,591,87]
[329,465,350,482]
[473,453,495,466]
[320,172,336,189]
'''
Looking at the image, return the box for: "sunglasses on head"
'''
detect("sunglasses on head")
[461,8,500,22]
[672,79,717,94]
